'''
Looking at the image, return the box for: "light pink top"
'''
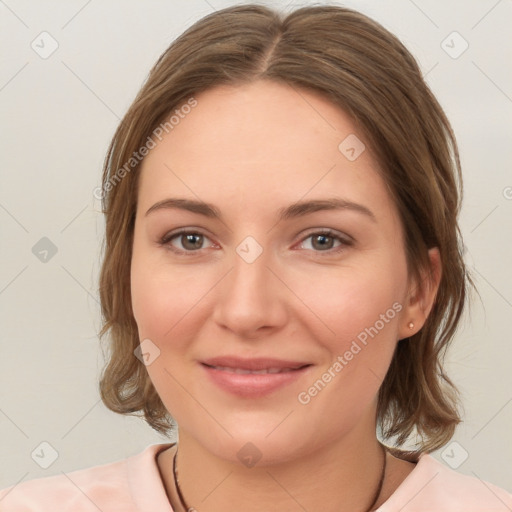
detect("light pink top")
[1,443,511,511]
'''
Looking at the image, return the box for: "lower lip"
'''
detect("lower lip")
[201,364,312,398]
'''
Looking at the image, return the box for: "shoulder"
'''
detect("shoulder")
[379,452,512,512]
[0,443,174,512]
[0,455,133,511]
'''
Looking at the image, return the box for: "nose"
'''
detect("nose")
[211,242,288,339]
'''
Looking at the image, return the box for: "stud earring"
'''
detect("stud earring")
[407,322,414,329]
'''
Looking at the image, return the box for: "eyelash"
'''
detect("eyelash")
[159,228,353,257]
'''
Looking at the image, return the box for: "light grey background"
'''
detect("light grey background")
[1,0,511,492]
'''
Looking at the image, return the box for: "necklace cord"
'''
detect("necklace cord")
[173,449,192,511]
[172,443,387,512]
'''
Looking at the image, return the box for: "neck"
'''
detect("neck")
[166,422,388,512]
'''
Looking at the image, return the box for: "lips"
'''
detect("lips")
[200,356,313,398]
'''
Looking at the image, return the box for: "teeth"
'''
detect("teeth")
[211,365,297,374]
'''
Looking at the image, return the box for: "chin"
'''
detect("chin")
[189,421,317,467]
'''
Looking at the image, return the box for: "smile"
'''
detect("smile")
[205,365,304,374]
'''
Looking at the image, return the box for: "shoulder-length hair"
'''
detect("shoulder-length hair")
[97,4,472,453]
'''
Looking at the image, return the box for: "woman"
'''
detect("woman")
[1,4,511,511]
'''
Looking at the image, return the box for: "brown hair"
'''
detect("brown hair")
[98,4,472,453]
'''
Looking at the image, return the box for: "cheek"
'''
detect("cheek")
[289,258,405,415]
[293,268,403,418]
[130,245,210,343]
[289,261,404,348]
[130,250,208,419]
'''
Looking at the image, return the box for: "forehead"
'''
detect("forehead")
[146,80,365,168]
[137,80,397,225]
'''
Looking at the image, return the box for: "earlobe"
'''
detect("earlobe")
[399,247,442,340]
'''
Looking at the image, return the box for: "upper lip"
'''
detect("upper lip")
[201,356,311,371]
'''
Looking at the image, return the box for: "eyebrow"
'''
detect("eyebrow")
[145,197,377,223]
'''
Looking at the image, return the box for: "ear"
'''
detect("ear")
[398,247,442,340]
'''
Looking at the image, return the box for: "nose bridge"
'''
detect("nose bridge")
[230,234,274,303]
[213,234,286,333]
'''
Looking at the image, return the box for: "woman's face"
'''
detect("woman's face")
[131,80,424,463]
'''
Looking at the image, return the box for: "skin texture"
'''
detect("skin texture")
[131,80,441,511]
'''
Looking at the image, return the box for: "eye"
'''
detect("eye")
[159,228,353,256]
[298,229,352,254]
[160,230,214,255]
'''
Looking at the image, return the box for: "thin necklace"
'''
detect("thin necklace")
[172,443,387,512]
